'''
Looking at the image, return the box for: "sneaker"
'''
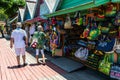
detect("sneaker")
[17,65,21,68]
[23,63,28,67]
[42,62,46,65]
[37,62,41,65]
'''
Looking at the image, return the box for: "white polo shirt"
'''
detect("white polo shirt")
[11,28,27,48]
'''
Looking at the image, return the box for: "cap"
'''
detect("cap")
[17,22,22,27]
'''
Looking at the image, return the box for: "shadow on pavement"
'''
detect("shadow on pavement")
[7,65,21,69]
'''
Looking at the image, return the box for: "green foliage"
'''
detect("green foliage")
[0,8,8,21]
[0,0,25,19]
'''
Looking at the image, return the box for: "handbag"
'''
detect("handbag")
[101,27,110,34]
[96,37,115,52]
[87,51,103,69]
[105,4,117,17]
[30,39,38,49]
[108,52,118,64]
[75,47,88,60]
[31,42,38,48]
[110,64,120,80]
[64,15,73,29]
[88,24,100,40]
[98,54,111,75]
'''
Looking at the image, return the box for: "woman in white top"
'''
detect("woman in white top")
[29,23,35,44]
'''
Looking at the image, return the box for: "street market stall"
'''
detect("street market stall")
[45,0,120,79]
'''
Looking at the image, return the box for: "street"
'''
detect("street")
[0,37,112,80]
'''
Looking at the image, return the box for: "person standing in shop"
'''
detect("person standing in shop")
[10,22,28,67]
[32,23,46,65]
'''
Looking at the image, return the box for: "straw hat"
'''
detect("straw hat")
[37,25,43,31]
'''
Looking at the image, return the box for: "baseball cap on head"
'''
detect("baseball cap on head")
[17,22,22,27]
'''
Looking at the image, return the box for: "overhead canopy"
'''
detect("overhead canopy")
[18,8,25,22]
[25,16,47,23]
[59,0,93,10]
[45,0,110,17]
[24,1,36,21]
[26,1,36,19]
[112,0,120,2]
[45,0,61,13]
[40,1,50,19]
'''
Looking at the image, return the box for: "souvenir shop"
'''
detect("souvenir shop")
[45,2,120,79]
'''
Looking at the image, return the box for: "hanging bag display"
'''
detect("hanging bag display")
[105,3,117,17]
[87,22,100,40]
[98,54,111,75]
[64,15,73,29]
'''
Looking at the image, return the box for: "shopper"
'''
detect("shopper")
[32,24,46,65]
[0,24,5,38]
[29,23,35,45]
[10,22,28,68]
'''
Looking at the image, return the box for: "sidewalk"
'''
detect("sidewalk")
[0,38,111,80]
[0,38,67,80]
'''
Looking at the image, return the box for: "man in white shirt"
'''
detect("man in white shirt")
[10,22,28,68]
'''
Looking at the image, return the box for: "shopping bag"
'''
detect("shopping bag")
[75,47,88,60]
[30,39,38,49]
[64,15,73,29]
[98,54,111,75]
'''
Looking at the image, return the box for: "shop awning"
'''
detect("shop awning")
[112,0,120,2]
[25,16,47,23]
[45,0,110,17]
[58,0,93,10]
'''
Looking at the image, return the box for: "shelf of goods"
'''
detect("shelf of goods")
[53,2,120,80]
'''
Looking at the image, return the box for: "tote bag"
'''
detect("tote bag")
[64,15,73,29]
[98,54,111,75]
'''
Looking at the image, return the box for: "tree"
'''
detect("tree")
[0,8,8,21]
[0,0,25,20]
